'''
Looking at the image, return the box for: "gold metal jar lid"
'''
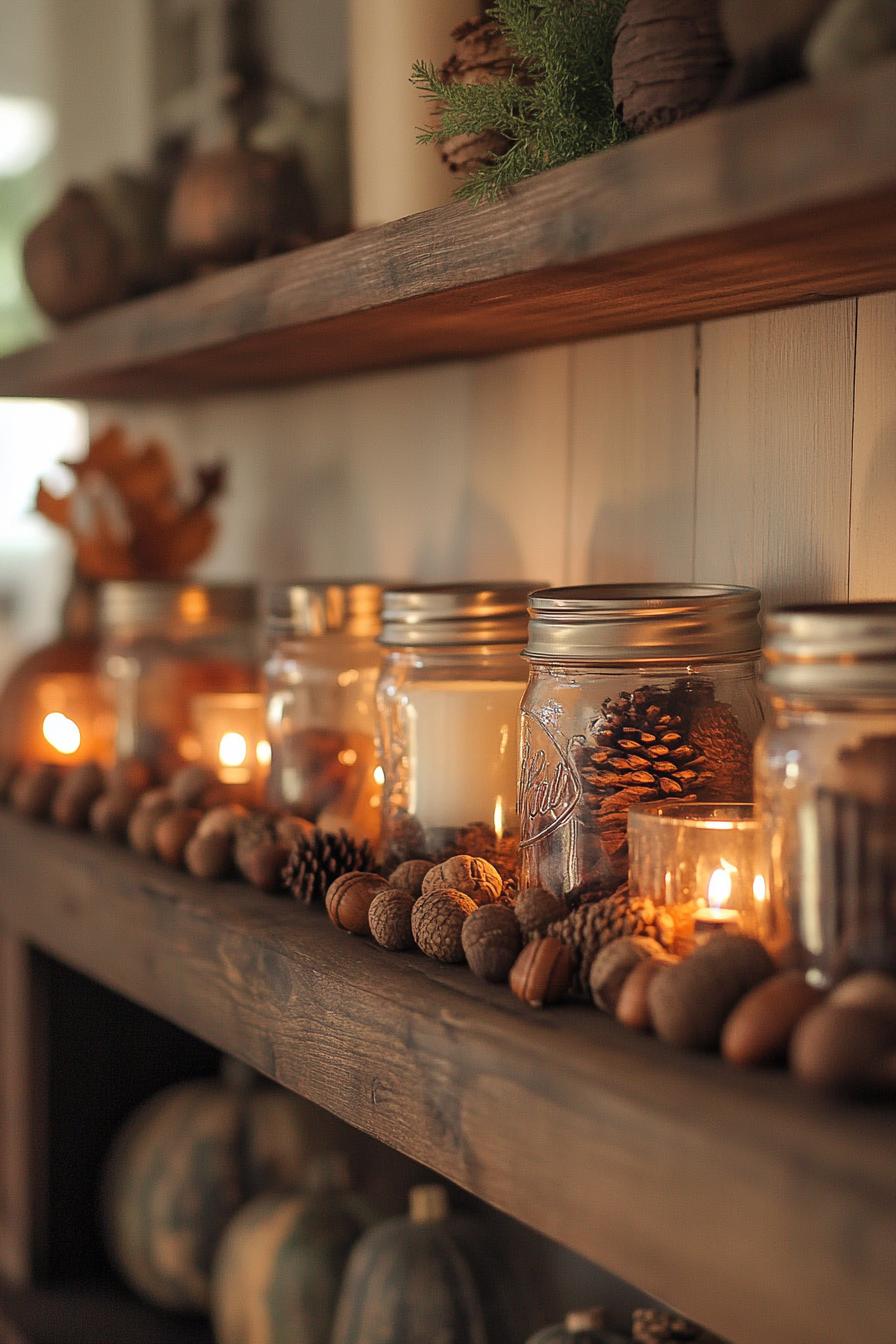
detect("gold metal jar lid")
[525,584,761,663]
[379,583,537,648]
[763,603,896,695]
[100,581,256,634]
[264,581,385,639]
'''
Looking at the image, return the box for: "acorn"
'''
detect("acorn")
[514,886,567,940]
[195,803,250,840]
[326,872,389,935]
[89,789,139,840]
[154,807,202,867]
[616,957,673,1031]
[388,859,433,899]
[510,936,573,1007]
[185,830,234,881]
[106,757,154,795]
[589,935,664,1014]
[721,970,825,1066]
[462,904,522,982]
[421,854,502,906]
[790,1001,896,1096]
[368,887,416,950]
[11,764,61,819]
[127,791,176,856]
[412,887,477,962]
[169,763,219,807]
[51,762,105,829]
[649,935,776,1050]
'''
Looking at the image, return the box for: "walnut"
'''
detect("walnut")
[10,764,61,819]
[649,935,775,1049]
[51,762,105,828]
[195,803,249,840]
[185,830,234,881]
[411,887,477,962]
[89,788,139,840]
[514,886,566,940]
[368,887,416,950]
[461,904,521,982]
[388,859,433,899]
[510,937,573,1007]
[154,807,202,867]
[421,854,502,906]
[325,872,388,935]
[589,936,664,1014]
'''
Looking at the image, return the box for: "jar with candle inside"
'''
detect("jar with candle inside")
[628,801,779,957]
[100,582,258,779]
[375,584,534,886]
[519,585,763,904]
[263,583,385,842]
[757,603,896,985]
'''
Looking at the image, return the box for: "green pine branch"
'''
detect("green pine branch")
[412,0,628,205]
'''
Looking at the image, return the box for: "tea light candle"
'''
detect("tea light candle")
[191,692,270,802]
[694,866,743,941]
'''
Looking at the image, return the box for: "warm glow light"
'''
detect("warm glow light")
[753,874,768,903]
[218,731,248,768]
[707,866,733,909]
[338,748,358,766]
[493,795,504,841]
[373,765,385,786]
[179,586,210,624]
[255,739,272,767]
[42,712,81,756]
[337,668,360,687]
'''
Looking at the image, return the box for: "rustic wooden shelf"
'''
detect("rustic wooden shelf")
[1,60,895,399]
[0,1278,213,1344]
[0,815,894,1344]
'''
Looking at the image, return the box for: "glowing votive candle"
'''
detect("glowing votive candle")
[191,692,270,802]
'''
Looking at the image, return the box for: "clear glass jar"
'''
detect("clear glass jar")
[520,586,763,903]
[264,583,384,840]
[756,603,896,985]
[375,585,534,884]
[100,581,258,778]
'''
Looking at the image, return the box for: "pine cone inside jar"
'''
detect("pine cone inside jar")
[687,702,753,800]
[437,18,519,176]
[548,885,675,998]
[575,685,713,882]
[283,827,377,905]
[381,809,430,869]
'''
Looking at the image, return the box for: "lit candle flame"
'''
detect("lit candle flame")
[255,739,272,767]
[707,866,733,910]
[373,765,385,786]
[753,874,767,903]
[493,795,504,841]
[218,731,248,768]
[42,711,81,756]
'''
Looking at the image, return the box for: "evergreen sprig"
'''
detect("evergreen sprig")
[412,0,627,204]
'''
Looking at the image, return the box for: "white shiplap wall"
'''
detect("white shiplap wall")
[96,292,896,609]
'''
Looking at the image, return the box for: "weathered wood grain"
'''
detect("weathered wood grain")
[1,59,895,399]
[0,816,893,1344]
[0,938,45,1288]
[0,1278,212,1344]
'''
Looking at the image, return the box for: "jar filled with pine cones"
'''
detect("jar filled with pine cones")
[518,586,763,905]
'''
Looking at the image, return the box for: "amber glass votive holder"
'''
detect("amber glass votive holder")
[628,802,779,956]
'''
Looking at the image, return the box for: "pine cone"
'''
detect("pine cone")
[575,685,713,881]
[437,17,518,176]
[687,702,753,801]
[381,810,430,869]
[548,886,674,997]
[283,828,377,905]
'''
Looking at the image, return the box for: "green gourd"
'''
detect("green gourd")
[526,1310,629,1344]
[102,1067,313,1312]
[210,1154,374,1344]
[330,1185,494,1344]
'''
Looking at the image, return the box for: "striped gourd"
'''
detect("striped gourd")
[526,1310,629,1344]
[210,1155,373,1344]
[330,1185,490,1344]
[103,1072,312,1312]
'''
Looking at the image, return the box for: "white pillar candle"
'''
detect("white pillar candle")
[405,679,524,832]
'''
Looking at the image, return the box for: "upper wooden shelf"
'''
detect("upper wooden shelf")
[0,813,893,1344]
[1,60,896,400]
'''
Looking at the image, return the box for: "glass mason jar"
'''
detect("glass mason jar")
[100,582,258,778]
[519,585,763,903]
[757,603,896,985]
[375,584,533,884]
[264,582,384,841]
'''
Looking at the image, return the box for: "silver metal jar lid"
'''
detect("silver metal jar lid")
[379,583,537,648]
[100,581,255,633]
[264,581,385,639]
[763,603,896,695]
[525,584,762,662]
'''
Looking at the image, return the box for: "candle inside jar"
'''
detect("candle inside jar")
[694,865,742,940]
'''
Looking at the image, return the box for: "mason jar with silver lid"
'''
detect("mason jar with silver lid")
[264,582,385,840]
[100,581,258,777]
[520,585,763,902]
[375,583,536,882]
[757,603,896,984]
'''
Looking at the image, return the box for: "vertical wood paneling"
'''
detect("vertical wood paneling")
[695,302,856,608]
[567,327,698,584]
[849,292,896,599]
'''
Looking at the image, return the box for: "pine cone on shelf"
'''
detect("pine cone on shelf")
[548,886,674,997]
[437,17,519,177]
[283,828,377,906]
